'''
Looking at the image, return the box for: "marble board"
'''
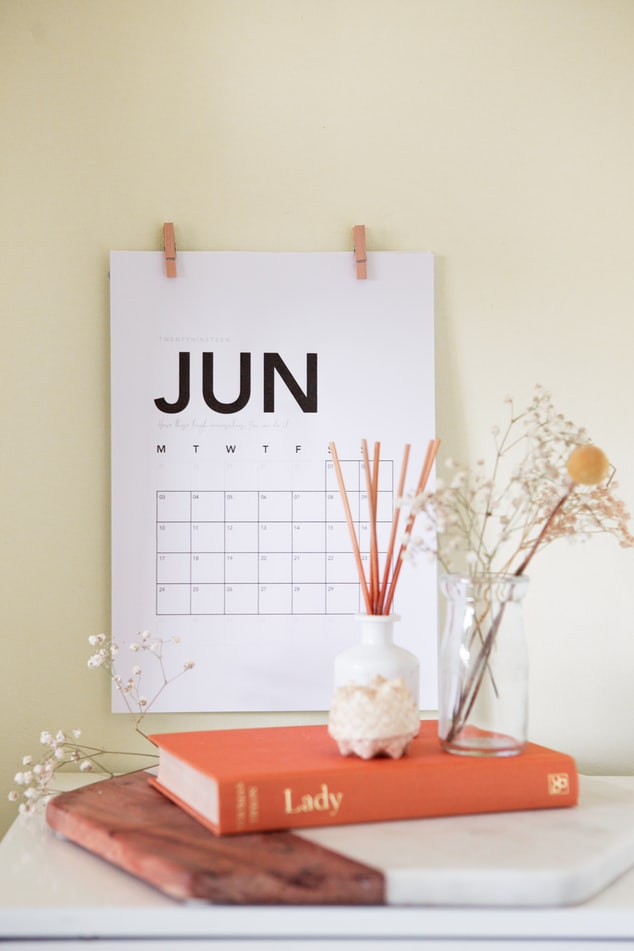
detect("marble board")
[298,775,634,906]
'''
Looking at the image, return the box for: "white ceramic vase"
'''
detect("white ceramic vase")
[329,614,421,759]
[333,614,420,706]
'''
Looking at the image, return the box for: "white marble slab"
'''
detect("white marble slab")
[297,776,634,907]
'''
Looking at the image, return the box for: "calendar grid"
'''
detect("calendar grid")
[155,459,394,616]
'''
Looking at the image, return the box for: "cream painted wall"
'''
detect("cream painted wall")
[2,0,634,836]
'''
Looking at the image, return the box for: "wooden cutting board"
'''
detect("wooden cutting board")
[46,770,384,905]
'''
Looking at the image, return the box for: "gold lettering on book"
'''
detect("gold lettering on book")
[248,784,259,823]
[235,781,247,828]
[283,783,343,817]
[547,773,570,795]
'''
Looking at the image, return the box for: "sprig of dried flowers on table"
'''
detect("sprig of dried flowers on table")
[408,385,634,743]
[329,437,440,615]
[8,631,194,816]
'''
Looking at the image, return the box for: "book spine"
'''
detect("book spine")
[217,755,578,834]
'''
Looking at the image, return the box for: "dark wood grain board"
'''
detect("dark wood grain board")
[46,771,385,905]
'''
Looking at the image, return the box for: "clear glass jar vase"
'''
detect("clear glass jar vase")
[438,573,529,756]
[333,614,420,707]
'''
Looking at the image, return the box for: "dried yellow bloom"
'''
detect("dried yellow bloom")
[566,445,610,485]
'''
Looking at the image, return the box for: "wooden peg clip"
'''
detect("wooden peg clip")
[353,225,367,280]
[163,222,177,278]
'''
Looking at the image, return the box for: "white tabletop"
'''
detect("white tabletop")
[1,776,634,946]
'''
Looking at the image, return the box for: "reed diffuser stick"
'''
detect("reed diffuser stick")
[383,438,441,615]
[361,439,380,612]
[328,441,372,613]
[372,441,382,610]
[376,443,411,615]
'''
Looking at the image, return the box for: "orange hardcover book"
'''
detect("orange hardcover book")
[149,720,578,836]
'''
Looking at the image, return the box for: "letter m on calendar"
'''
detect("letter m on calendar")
[109,249,436,712]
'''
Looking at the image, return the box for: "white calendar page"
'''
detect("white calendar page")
[109,250,436,712]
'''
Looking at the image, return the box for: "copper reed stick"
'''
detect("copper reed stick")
[361,439,380,612]
[383,438,441,615]
[372,441,382,611]
[376,443,411,615]
[328,441,372,613]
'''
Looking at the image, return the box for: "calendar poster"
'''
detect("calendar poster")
[109,250,436,712]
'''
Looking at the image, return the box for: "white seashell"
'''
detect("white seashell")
[328,675,420,759]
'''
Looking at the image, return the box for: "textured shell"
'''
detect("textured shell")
[328,675,420,759]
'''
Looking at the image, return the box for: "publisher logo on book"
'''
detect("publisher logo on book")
[548,773,570,796]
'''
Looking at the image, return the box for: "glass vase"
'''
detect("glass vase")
[438,573,529,756]
[333,614,420,707]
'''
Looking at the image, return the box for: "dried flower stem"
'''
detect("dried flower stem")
[446,600,507,742]
[512,484,574,578]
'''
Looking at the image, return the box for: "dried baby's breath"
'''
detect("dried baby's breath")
[410,386,634,576]
[8,632,195,816]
